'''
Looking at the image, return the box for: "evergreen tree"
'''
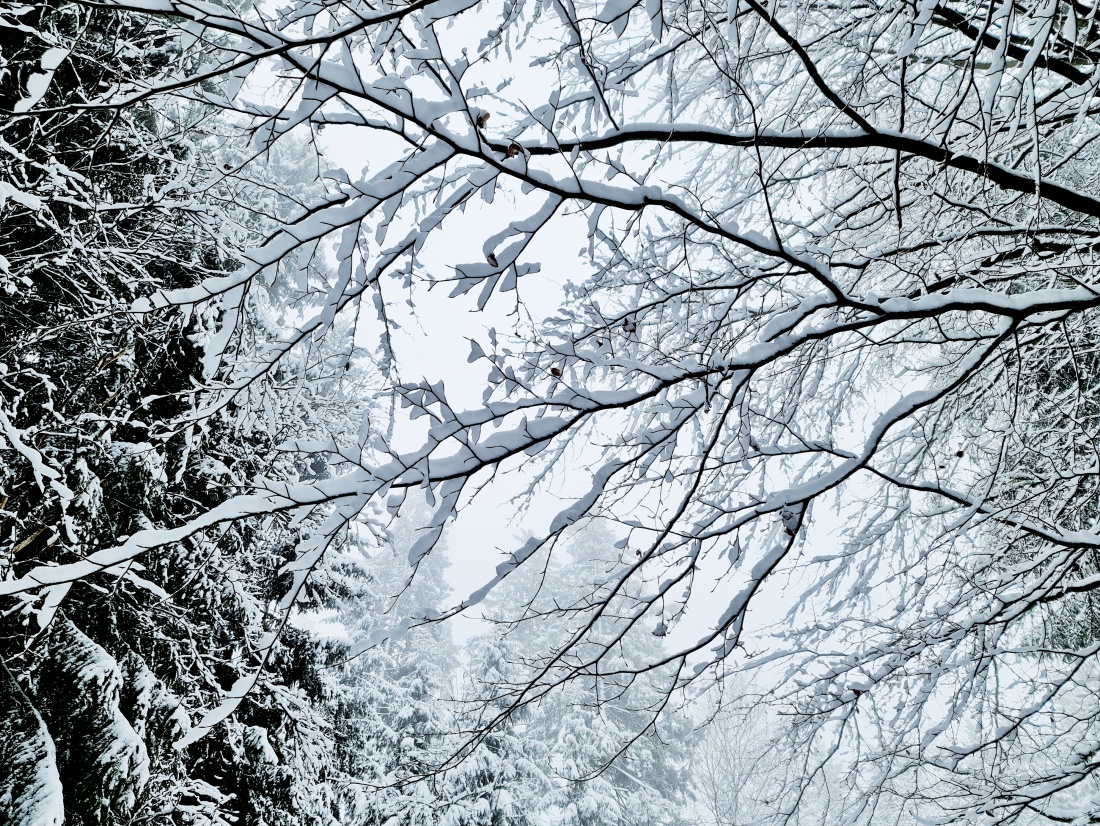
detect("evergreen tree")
[446,631,550,826]
[1,5,356,823]
[327,528,459,826]
[464,524,691,826]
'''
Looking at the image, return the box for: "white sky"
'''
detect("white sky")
[308,2,872,684]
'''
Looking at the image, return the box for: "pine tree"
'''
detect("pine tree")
[327,508,460,826]
[461,524,691,826]
[1,5,353,823]
[445,630,550,826]
[524,527,690,826]
[0,659,64,826]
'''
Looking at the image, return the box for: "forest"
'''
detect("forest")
[2,0,1100,822]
